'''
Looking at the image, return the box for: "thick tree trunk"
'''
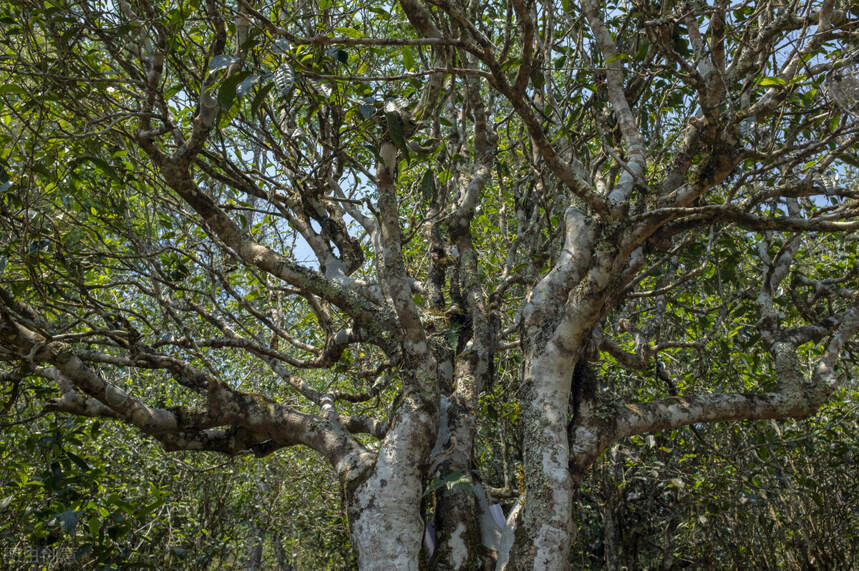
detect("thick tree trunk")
[343,398,436,570]
[432,478,484,569]
[502,208,601,569]
[429,395,485,570]
[508,347,577,569]
[347,468,425,570]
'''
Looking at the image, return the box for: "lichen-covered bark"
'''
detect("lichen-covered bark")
[502,209,602,569]
[508,347,577,570]
[429,370,484,569]
[340,131,442,571]
[431,483,483,570]
[345,446,426,570]
[344,384,437,570]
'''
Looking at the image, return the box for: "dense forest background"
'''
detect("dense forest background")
[2,376,856,568]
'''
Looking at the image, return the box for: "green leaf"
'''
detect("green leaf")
[423,470,474,496]
[0,163,9,193]
[402,46,415,71]
[334,26,365,39]
[273,38,290,55]
[759,77,786,86]
[218,71,251,108]
[66,451,90,472]
[530,65,545,89]
[170,546,188,557]
[0,84,26,95]
[359,103,376,120]
[830,114,842,131]
[327,47,348,65]
[672,32,691,56]
[251,83,274,118]
[605,53,628,64]
[420,170,435,202]
[385,112,410,162]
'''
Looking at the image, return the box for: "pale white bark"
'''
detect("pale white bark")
[583,0,646,215]
[517,350,577,570]
[509,207,602,568]
[347,415,432,570]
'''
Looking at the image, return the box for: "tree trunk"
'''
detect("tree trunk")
[508,346,577,569]
[429,394,485,570]
[430,343,495,569]
[346,470,425,570]
[343,402,436,570]
[502,207,601,569]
